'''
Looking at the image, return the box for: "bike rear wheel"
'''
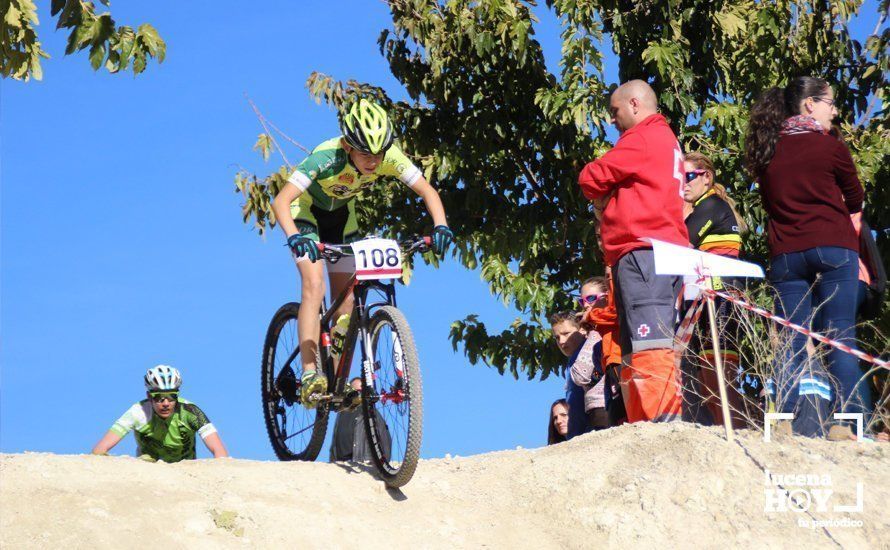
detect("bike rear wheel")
[362,306,423,487]
[261,302,328,461]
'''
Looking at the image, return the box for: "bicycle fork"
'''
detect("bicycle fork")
[360,326,376,398]
[362,326,407,406]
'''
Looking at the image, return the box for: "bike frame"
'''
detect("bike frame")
[317,276,398,407]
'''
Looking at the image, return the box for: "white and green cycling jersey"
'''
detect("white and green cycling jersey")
[287,137,422,211]
[286,138,422,242]
[109,398,217,463]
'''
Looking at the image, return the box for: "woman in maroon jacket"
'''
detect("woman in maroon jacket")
[745,76,865,439]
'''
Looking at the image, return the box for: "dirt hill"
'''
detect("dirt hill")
[2,423,887,549]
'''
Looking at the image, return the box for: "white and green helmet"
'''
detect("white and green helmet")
[144,365,182,391]
[339,99,394,155]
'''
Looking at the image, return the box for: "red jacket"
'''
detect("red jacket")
[578,114,690,265]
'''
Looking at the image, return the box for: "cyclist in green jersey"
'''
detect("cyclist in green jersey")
[92,365,229,462]
[271,99,452,407]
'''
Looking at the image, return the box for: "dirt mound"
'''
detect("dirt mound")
[2,423,887,549]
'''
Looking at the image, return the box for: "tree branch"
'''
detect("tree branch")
[855,9,888,127]
[245,94,311,169]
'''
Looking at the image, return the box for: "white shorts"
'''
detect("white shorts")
[294,253,356,275]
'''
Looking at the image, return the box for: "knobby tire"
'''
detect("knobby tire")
[261,302,329,461]
[362,306,423,487]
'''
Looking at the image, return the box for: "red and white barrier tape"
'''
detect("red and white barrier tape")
[673,295,705,369]
[700,287,889,370]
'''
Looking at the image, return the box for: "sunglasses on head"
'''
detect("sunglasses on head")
[685,170,706,183]
[577,292,608,306]
[150,392,179,403]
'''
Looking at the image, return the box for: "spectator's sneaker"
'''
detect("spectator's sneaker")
[827,423,856,441]
[300,370,327,409]
[773,420,793,439]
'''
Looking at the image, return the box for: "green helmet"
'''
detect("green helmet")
[340,99,394,155]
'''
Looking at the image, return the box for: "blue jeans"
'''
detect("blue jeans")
[769,246,864,436]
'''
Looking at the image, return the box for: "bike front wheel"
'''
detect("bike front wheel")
[362,306,423,487]
[261,302,329,461]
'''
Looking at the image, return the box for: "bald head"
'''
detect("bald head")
[614,80,658,109]
[609,80,659,134]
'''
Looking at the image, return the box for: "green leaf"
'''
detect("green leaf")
[119,26,136,63]
[51,0,67,17]
[56,0,81,30]
[104,49,121,72]
[91,13,114,45]
[715,9,747,37]
[5,4,22,27]
[89,43,105,70]
[137,24,163,57]
[253,134,273,161]
[133,51,146,74]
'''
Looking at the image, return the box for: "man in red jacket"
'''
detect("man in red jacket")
[578,80,690,423]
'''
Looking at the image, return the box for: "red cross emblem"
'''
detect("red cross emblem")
[637,324,651,338]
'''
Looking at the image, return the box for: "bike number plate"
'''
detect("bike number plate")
[352,238,402,280]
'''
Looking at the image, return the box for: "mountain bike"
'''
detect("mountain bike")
[261,235,429,487]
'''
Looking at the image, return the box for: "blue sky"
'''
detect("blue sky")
[1,1,881,460]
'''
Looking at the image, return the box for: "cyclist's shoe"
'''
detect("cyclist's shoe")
[300,370,327,409]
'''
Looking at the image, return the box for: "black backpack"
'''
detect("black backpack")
[859,218,887,320]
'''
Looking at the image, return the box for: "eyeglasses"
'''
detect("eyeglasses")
[577,292,608,307]
[150,392,179,403]
[812,96,836,107]
[684,170,706,183]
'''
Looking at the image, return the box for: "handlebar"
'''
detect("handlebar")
[316,236,432,263]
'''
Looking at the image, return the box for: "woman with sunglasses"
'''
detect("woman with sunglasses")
[681,152,749,429]
[92,365,229,462]
[745,76,865,439]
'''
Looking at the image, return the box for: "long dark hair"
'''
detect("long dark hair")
[744,76,830,178]
[547,398,569,445]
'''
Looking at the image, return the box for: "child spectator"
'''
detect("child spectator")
[584,269,628,426]
[550,311,606,437]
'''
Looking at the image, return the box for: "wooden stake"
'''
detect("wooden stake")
[706,295,735,443]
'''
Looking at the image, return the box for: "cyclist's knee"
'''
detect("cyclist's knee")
[301,276,326,303]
